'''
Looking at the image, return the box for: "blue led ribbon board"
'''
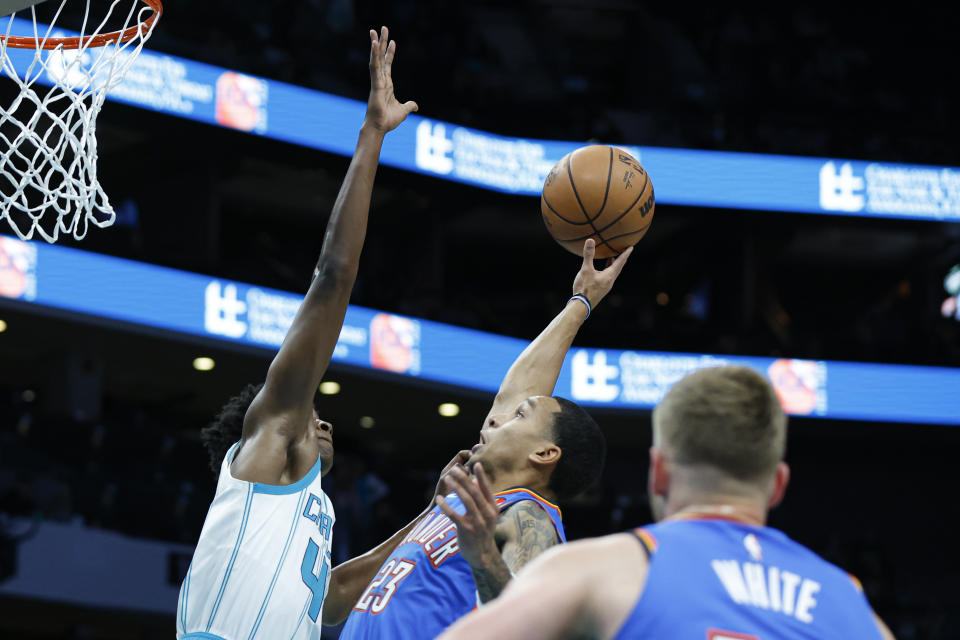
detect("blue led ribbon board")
[3,17,960,222]
[2,234,958,425]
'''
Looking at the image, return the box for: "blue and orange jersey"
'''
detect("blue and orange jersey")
[612,515,881,639]
[339,487,565,640]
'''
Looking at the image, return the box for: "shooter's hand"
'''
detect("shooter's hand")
[364,26,418,133]
[571,238,632,308]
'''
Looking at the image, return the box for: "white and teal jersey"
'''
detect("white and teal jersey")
[177,441,335,640]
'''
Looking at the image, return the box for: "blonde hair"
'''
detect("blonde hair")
[653,366,787,483]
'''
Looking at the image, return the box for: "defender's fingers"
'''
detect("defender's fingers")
[436,496,463,526]
[474,463,496,504]
[403,100,419,114]
[447,468,484,517]
[380,26,388,56]
[369,31,379,67]
[385,39,397,67]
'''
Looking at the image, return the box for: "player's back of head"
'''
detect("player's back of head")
[200,382,263,473]
[653,366,787,486]
[547,397,606,501]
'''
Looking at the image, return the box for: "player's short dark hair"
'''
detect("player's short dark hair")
[200,382,263,474]
[653,365,787,483]
[546,397,606,501]
[199,382,328,474]
[201,383,325,474]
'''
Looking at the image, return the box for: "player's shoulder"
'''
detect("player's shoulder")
[757,525,869,594]
[496,490,561,527]
[532,531,649,577]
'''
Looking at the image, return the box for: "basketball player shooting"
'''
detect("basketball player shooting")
[439,366,897,640]
[337,239,632,639]
[176,27,423,640]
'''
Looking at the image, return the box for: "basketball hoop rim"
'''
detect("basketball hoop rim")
[0,0,162,49]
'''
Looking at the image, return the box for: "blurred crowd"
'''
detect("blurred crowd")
[37,1,952,161]
[0,386,957,638]
[133,1,954,163]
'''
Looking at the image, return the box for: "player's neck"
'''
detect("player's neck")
[484,469,555,502]
[667,502,766,525]
[664,488,768,526]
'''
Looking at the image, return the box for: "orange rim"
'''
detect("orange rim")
[0,0,162,50]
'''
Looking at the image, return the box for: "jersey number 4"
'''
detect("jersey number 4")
[353,559,417,614]
[301,539,331,622]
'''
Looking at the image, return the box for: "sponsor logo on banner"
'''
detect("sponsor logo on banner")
[415,121,454,174]
[204,281,247,339]
[820,161,960,219]
[767,359,827,416]
[0,236,37,301]
[370,313,421,374]
[416,119,611,194]
[570,349,828,416]
[819,162,865,212]
[202,279,367,354]
[110,51,214,115]
[570,350,620,402]
[216,71,268,133]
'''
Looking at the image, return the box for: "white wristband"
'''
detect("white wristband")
[569,293,592,318]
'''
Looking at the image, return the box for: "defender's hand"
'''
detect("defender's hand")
[571,238,632,308]
[437,464,500,568]
[364,26,418,133]
[431,449,472,509]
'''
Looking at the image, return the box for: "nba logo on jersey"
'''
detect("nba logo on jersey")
[743,534,763,562]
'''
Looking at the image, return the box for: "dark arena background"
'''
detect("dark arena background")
[2,2,959,638]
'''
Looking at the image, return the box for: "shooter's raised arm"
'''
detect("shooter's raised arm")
[483,239,632,426]
[439,239,632,604]
[234,27,417,483]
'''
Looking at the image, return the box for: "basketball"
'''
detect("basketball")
[540,145,655,259]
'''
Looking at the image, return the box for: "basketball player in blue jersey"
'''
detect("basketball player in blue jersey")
[440,365,897,640]
[337,238,632,639]
[176,27,430,640]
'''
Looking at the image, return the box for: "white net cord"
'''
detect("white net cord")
[0,0,159,242]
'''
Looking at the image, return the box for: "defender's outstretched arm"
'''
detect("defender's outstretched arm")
[234,27,417,483]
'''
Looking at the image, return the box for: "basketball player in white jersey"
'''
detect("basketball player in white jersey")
[176,27,424,640]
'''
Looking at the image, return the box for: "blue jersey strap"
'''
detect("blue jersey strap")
[627,526,658,559]
[493,487,567,543]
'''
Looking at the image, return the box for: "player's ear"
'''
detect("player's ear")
[649,447,670,498]
[529,443,561,469]
[768,462,790,509]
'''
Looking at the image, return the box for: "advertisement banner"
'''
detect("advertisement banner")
[5,17,960,222]
[3,236,959,425]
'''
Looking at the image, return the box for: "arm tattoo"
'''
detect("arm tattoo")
[501,501,559,573]
[471,501,560,604]
[471,560,512,605]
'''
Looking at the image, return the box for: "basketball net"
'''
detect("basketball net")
[0,0,161,242]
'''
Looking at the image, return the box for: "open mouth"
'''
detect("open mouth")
[471,432,486,454]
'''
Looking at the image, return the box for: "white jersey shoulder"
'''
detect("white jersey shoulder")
[177,441,335,640]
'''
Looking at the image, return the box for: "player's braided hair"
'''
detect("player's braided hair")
[547,397,606,501]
